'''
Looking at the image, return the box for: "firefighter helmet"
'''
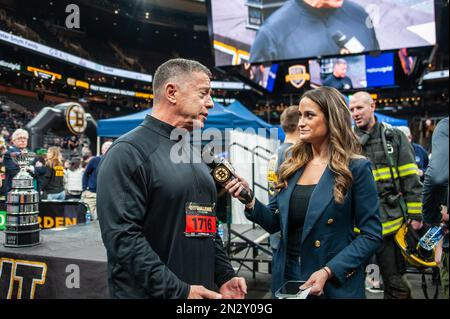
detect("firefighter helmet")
[394,223,438,269]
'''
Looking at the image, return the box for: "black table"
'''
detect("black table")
[0,221,109,299]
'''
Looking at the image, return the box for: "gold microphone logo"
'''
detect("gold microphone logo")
[213,166,230,183]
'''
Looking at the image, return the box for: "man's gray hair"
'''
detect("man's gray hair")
[153,58,212,101]
[335,58,348,66]
[11,128,29,140]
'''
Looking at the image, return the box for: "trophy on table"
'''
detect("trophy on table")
[4,152,41,247]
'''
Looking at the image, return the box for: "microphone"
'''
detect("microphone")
[203,148,254,205]
[332,31,365,54]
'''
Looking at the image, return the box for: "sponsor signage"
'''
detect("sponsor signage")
[27,66,62,81]
[0,255,108,299]
[67,77,90,89]
[211,81,251,90]
[365,53,395,87]
[68,78,152,98]
[0,59,21,71]
[0,257,47,299]
[0,209,5,230]
[285,64,310,89]
[135,92,153,99]
[75,80,89,89]
[90,84,135,96]
[37,200,87,229]
[0,29,152,82]
[90,84,153,99]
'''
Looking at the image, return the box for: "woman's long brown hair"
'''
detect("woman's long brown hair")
[45,146,63,168]
[276,87,364,203]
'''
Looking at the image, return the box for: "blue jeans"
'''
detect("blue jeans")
[47,191,66,201]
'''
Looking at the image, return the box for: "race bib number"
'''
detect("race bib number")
[185,202,216,238]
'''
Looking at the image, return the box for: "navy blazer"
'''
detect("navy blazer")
[245,159,382,298]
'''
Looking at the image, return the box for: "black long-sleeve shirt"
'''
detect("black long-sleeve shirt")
[3,146,21,194]
[97,115,236,298]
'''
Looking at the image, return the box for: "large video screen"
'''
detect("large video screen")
[308,52,395,90]
[239,62,279,92]
[209,0,436,66]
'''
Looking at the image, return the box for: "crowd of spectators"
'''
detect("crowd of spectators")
[254,103,289,123]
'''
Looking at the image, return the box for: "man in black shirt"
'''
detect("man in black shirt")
[322,59,353,90]
[3,129,30,194]
[249,0,379,63]
[97,59,247,299]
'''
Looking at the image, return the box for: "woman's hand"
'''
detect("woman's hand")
[224,175,255,209]
[300,267,332,296]
[441,205,448,223]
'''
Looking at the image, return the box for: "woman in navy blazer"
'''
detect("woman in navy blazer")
[226,87,382,298]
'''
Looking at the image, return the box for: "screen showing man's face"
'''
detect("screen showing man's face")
[305,0,344,9]
[210,0,436,66]
[334,63,348,78]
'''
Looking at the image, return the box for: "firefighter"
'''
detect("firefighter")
[350,91,423,299]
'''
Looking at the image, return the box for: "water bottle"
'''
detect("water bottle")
[419,223,448,251]
[222,223,228,242]
[85,210,92,224]
[217,221,224,239]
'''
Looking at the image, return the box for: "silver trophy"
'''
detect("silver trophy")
[4,152,41,247]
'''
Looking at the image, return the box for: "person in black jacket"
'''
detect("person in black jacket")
[3,129,30,194]
[322,59,353,91]
[37,146,65,200]
[97,58,247,299]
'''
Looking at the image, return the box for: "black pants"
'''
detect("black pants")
[376,235,411,299]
